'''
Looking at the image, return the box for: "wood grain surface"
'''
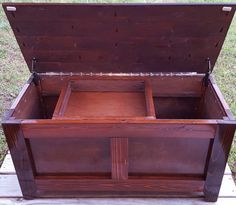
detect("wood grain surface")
[3,3,236,73]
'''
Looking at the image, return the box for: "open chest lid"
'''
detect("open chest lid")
[3,3,236,74]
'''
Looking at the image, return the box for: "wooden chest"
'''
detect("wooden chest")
[2,3,236,202]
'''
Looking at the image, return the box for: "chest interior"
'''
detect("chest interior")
[9,74,228,121]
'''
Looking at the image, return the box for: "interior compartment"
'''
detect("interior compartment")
[154,97,201,119]
[53,79,156,119]
[10,75,228,120]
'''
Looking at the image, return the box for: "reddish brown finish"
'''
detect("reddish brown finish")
[52,81,71,118]
[145,81,156,118]
[53,79,154,119]
[2,122,37,199]
[35,178,204,193]
[2,3,236,74]
[21,121,217,139]
[154,97,201,119]
[3,73,236,202]
[39,75,204,97]
[62,92,146,118]
[28,137,111,176]
[1,3,236,202]
[128,137,211,175]
[209,76,234,120]
[9,76,43,120]
[111,138,128,180]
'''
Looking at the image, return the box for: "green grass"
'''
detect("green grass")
[215,13,236,173]
[0,0,29,163]
[0,0,236,173]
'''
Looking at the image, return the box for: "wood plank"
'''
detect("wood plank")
[10,83,43,119]
[144,81,156,118]
[20,48,219,63]
[16,36,222,51]
[0,175,22,197]
[219,175,236,197]
[0,154,15,174]
[128,137,210,175]
[1,153,233,192]
[0,168,235,199]
[2,154,231,177]
[52,81,71,118]
[154,97,201,119]
[39,75,204,98]
[209,77,235,120]
[198,85,227,119]
[2,198,236,205]
[3,4,235,73]
[21,121,217,139]
[62,92,147,118]
[35,178,204,193]
[0,173,233,198]
[28,137,111,175]
[3,152,232,179]
[9,16,227,37]
[23,61,209,74]
[3,3,235,21]
[111,138,128,180]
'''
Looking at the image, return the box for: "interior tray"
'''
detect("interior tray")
[52,80,156,119]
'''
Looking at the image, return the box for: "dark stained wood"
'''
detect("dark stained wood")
[8,75,34,112]
[35,178,204,193]
[39,75,204,97]
[21,121,217,139]
[53,79,155,119]
[29,137,111,176]
[145,81,156,118]
[3,3,236,73]
[1,3,236,201]
[69,79,145,92]
[154,97,201,119]
[129,137,210,175]
[111,138,128,180]
[209,76,235,120]
[52,81,71,118]
[1,121,36,199]
[7,75,43,120]
[41,95,58,118]
[11,83,43,119]
[198,84,227,119]
[204,123,236,202]
[63,92,147,118]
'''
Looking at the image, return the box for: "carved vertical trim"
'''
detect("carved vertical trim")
[111,137,128,180]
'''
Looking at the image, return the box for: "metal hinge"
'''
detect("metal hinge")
[31,57,37,72]
[40,72,199,77]
[31,57,40,86]
[204,58,212,87]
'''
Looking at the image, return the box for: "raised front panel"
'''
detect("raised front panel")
[129,137,211,176]
[27,136,211,178]
[28,138,111,177]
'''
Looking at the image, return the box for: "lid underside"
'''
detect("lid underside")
[3,3,236,74]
